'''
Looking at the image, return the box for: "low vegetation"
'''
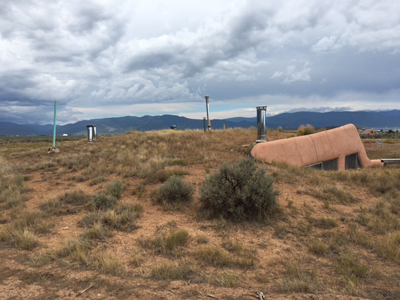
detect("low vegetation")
[0,129,399,299]
[199,157,279,221]
[297,124,316,136]
[154,175,194,209]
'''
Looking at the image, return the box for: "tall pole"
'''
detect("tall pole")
[53,100,57,148]
[205,95,211,131]
[256,106,267,143]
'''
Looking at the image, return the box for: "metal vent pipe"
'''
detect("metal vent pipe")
[93,126,97,140]
[205,95,211,131]
[87,125,94,143]
[256,106,267,143]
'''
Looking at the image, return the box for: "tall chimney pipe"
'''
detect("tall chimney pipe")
[256,106,267,143]
[93,125,97,140]
[87,125,94,143]
[52,100,57,149]
[205,95,211,131]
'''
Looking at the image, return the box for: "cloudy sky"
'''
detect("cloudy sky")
[1,0,400,124]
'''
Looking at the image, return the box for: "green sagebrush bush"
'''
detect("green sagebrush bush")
[92,193,118,210]
[107,180,125,199]
[156,175,194,204]
[199,158,279,222]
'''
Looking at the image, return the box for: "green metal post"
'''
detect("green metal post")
[53,101,57,148]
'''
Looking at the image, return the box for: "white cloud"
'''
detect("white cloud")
[0,0,400,124]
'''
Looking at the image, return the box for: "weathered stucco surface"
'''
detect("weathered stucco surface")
[251,124,383,171]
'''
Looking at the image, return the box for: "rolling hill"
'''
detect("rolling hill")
[1,110,399,136]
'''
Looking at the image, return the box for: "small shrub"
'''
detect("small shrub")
[197,235,209,244]
[308,239,329,255]
[155,175,194,206]
[199,158,279,222]
[0,230,9,241]
[80,222,110,241]
[155,167,189,182]
[274,224,289,238]
[132,183,145,198]
[102,206,141,232]
[297,124,315,136]
[107,180,125,199]
[91,193,118,210]
[130,253,144,267]
[39,198,79,215]
[315,217,338,229]
[90,176,105,186]
[170,159,188,166]
[58,190,90,206]
[155,169,170,182]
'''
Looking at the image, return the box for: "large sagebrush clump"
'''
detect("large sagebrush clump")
[199,158,279,222]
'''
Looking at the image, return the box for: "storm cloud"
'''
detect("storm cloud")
[1,0,399,124]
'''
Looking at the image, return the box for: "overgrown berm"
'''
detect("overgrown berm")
[0,128,399,299]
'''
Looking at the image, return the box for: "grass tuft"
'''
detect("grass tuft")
[149,262,193,280]
[140,229,189,256]
[92,250,126,276]
[12,229,40,250]
[377,230,400,263]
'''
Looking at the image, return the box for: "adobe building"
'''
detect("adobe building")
[251,124,383,171]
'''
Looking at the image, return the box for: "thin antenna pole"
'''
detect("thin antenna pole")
[205,96,211,131]
[53,101,57,148]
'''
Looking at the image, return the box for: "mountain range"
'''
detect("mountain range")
[1,110,400,136]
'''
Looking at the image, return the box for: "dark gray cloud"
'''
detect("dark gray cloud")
[1,0,399,124]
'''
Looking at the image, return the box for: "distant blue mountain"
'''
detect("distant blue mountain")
[1,110,399,136]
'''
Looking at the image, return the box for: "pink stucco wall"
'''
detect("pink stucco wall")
[251,124,383,171]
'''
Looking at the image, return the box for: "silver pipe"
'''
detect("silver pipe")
[205,95,211,131]
[256,106,267,142]
[87,125,94,143]
[93,126,97,140]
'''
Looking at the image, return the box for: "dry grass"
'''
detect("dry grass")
[377,230,400,263]
[80,203,142,233]
[1,129,400,299]
[195,242,256,268]
[140,227,190,256]
[149,261,193,280]
[12,228,40,250]
[92,250,126,276]
[279,260,319,293]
